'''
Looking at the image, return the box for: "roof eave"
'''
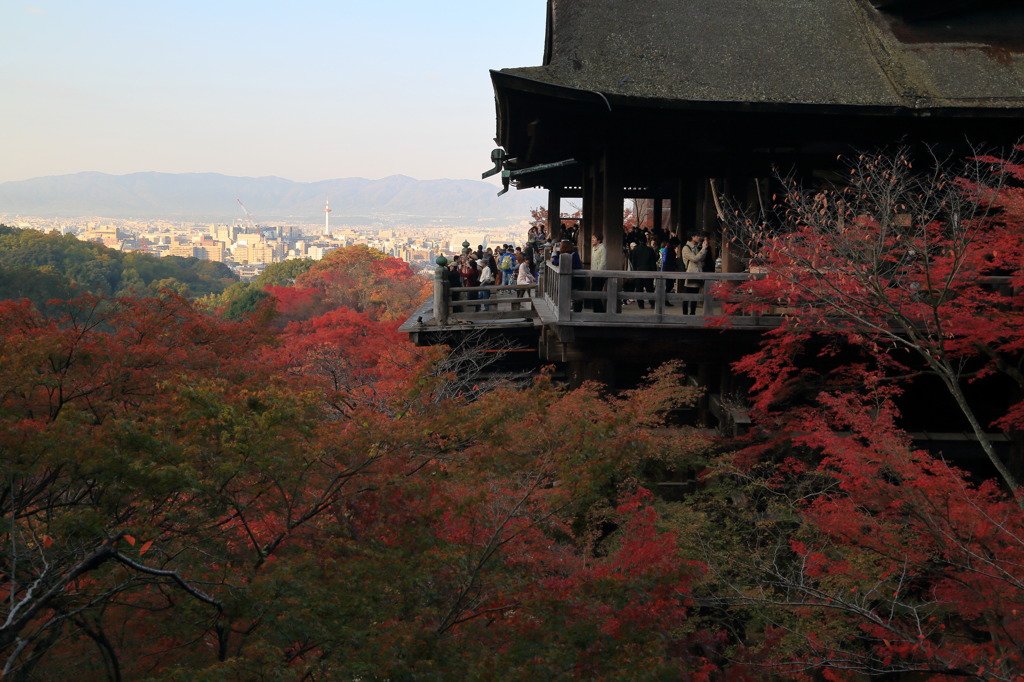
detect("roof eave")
[491,68,1024,120]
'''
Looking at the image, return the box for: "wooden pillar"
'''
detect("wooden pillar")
[718,178,739,273]
[601,150,624,269]
[746,178,761,224]
[653,196,664,233]
[582,161,600,264]
[678,178,697,240]
[693,179,705,236]
[696,179,720,274]
[700,179,717,230]
[580,192,593,266]
[547,187,561,242]
[670,180,684,239]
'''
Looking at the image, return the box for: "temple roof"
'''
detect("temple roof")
[498,0,1024,111]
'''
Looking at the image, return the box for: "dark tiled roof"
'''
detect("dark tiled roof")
[500,0,1024,110]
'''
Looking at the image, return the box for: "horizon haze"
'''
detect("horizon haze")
[1,2,547,185]
[0,170,546,222]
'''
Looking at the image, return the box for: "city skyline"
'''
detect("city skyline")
[4,213,534,283]
[1,1,547,185]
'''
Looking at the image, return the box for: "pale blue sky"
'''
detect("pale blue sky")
[1,1,547,183]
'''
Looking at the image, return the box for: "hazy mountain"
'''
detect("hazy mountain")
[0,172,545,223]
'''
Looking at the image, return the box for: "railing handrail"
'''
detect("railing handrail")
[427,263,1016,329]
[450,283,535,292]
[543,265,757,281]
[538,259,762,324]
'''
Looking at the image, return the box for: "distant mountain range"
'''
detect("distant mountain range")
[0,172,545,223]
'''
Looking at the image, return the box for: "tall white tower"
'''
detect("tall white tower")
[324,199,331,237]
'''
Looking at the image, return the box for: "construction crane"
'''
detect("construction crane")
[236,198,257,231]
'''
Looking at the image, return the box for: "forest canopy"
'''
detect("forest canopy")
[0,226,237,303]
[3,149,1024,679]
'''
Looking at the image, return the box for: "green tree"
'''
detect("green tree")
[219,281,272,320]
[254,258,315,287]
[0,264,75,306]
[0,227,238,300]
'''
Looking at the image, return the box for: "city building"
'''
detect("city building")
[82,225,127,249]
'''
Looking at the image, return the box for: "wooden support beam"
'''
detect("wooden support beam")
[547,187,561,241]
[719,178,739,273]
[679,178,698,240]
[602,151,625,269]
[583,161,599,255]
[671,180,684,238]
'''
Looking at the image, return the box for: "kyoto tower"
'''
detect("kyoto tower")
[323,199,331,237]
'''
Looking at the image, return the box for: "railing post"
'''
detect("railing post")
[433,256,449,326]
[655,277,666,316]
[607,276,619,314]
[703,274,714,316]
[557,255,573,321]
[538,242,552,290]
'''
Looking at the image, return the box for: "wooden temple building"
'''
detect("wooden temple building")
[401,0,1024,437]
[492,0,1024,269]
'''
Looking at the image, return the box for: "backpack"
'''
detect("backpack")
[500,253,514,271]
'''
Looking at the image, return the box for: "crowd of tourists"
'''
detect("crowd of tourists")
[445,221,717,315]
[446,242,539,310]
[622,227,716,314]
[557,223,718,315]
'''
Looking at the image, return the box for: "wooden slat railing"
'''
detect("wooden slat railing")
[539,258,762,323]
[425,260,1015,328]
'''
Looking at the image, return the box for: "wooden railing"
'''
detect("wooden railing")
[538,257,762,324]
[431,276,538,326]
[425,258,766,327]
[422,260,1016,330]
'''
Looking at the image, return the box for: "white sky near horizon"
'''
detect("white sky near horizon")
[0,1,547,184]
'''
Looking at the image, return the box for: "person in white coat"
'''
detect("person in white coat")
[478,257,495,311]
[515,252,534,297]
[680,232,709,315]
[590,234,607,312]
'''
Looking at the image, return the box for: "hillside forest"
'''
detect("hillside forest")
[2,150,1024,680]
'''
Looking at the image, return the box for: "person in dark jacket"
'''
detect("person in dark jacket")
[700,231,716,273]
[629,237,658,309]
[448,260,463,301]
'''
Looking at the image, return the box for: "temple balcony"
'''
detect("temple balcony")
[399,258,782,342]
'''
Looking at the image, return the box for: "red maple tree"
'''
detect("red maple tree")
[707,149,1024,678]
